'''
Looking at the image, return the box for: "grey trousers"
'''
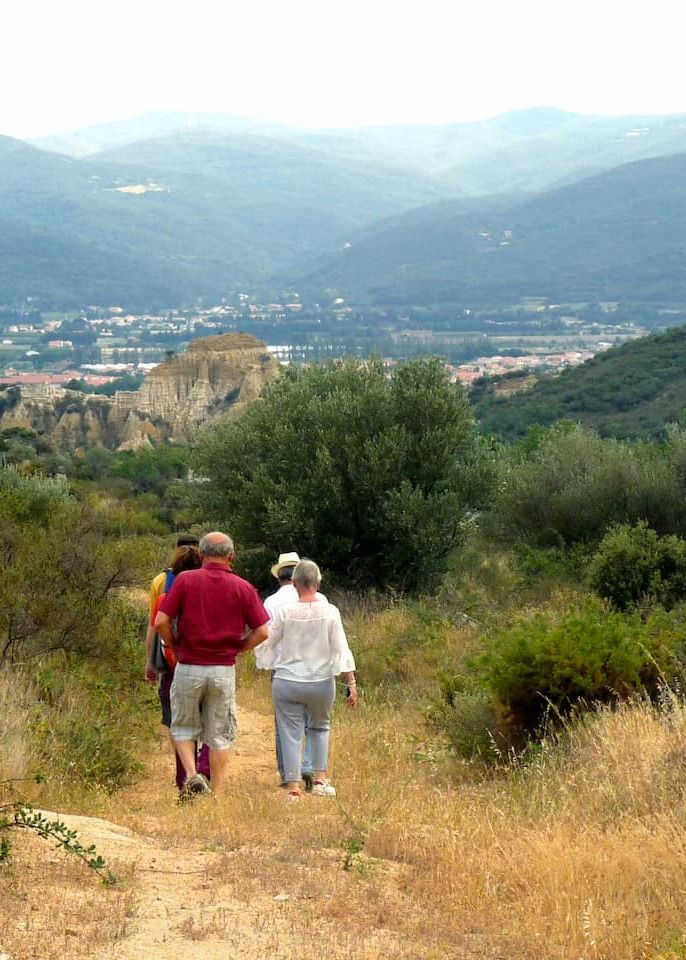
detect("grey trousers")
[272,677,336,784]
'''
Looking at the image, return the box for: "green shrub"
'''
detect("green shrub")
[589,522,686,610]
[517,544,590,586]
[0,466,72,521]
[478,599,686,729]
[193,357,491,593]
[30,604,156,790]
[493,425,686,548]
[0,469,160,665]
[429,673,503,760]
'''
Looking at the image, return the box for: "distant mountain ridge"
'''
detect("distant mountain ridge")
[30,111,291,157]
[2,108,686,309]
[31,107,686,195]
[296,152,686,307]
[0,132,443,308]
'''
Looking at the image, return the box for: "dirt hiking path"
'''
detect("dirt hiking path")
[1,706,499,960]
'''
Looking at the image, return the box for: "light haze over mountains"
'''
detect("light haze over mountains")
[2,108,686,310]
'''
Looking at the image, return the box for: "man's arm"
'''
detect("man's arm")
[242,622,269,652]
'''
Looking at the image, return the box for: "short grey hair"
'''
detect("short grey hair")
[293,559,321,590]
[199,531,234,557]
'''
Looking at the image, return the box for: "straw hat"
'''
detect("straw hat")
[271,551,301,579]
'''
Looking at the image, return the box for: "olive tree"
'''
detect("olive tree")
[0,468,158,664]
[192,357,491,593]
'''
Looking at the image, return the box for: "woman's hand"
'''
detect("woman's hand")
[346,684,358,709]
[145,665,158,685]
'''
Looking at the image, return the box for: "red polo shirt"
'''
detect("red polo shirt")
[159,561,269,666]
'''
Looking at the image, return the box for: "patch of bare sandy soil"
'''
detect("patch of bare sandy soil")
[0,707,497,960]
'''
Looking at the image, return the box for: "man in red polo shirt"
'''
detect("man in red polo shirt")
[155,531,269,796]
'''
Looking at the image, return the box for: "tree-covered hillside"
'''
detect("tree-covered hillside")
[297,153,686,308]
[0,134,443,309]
[9,110,686,310]
[471,323,686,440]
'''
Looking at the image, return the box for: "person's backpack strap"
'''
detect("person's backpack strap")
[159,568,178,671]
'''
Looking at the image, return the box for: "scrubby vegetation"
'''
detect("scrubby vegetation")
[491,422,686,547]
[193,356,495,592]
[0,467,163,793]
[590,521,686,611]
[6,352,686,957]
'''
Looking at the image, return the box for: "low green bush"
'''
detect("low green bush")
[589,521,686,610]
[492,425,686,548]
[517,544,590,586]
[30,604,156,790]
[429,673,503,760]
[478,599,686,729]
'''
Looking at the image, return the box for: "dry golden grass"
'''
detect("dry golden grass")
[340,693,686,959]
[5,625,686,957]
[0,667,38,782]
[0,832,135,960]
[94,671,686,957]
[341,602,482,701]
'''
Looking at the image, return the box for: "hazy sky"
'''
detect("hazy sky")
[2,0,684,138]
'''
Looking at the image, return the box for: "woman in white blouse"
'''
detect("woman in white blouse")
[255,559,357,801]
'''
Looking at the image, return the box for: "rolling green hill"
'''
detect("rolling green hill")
[296,153,686,308]
[89,130,446,214]
[8,109,686,310]
[470,324,686,440]
[0,134,443,309]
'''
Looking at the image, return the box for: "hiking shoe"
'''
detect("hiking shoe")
[183,773,212,798]
[302,772,314,793]
[286,789,301,803]
[311,779,336,797]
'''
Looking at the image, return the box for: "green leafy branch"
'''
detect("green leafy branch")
[0,801,116,886]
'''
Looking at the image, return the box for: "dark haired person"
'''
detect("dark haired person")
[145,536,210,794]
[145,534,201,672]
[155,532,269,796]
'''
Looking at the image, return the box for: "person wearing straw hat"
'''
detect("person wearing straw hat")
[259,552,326,791]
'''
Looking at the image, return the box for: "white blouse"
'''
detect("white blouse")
[254,598,356,682]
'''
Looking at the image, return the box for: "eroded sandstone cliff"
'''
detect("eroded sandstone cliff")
[0,333,280,451]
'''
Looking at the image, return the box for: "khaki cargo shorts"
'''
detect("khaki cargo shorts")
[170,663,237,751]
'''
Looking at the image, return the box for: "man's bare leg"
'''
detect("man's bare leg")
[209,748,230,793]
[175,740,198,779]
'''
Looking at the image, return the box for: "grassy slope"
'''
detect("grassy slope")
[3,612,686,959]
[471,323,686,440]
